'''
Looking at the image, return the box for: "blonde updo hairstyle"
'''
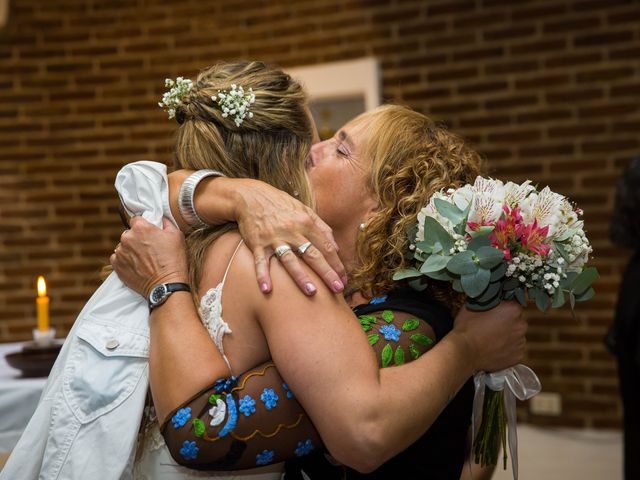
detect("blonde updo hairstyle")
[351,105,484,312]
[173,61,314,294]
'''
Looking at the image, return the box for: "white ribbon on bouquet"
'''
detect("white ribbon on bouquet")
[471,364,542,480]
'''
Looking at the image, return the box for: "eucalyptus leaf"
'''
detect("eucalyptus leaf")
[420,254,451,273]
[571,267,598,296]
[447,250,478,275]
[504,290,515,300]
[452,278,464,293]
[477,246,505,269]
[406,223,419,245]
[552,288,566,308]
[424,268,454,281]
[535,290,551,312]
[555,228,577,242]
[490,262,508,282]
[468,235,492,251]
[422,216,454,253]
[434,198,466,226]
[467,294,502,311]
[569,291,576,310]
[476,280,501,303]
[461,268,491,298]
[468,226,495,238]
[560,271,579,289]
[394,346,406,366]
[503,277,520,290]
[514,288,527,307]
[415,240,434,253]
[392,268,422,281]
[409,278,429,291]
[575,286,595,302]
[381,344,393,368]
[555,242,571,262]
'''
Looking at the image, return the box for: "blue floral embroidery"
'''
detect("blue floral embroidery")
[218,394,238,438]
[260,388,279,410]
[282,383,294,399]
[180,440,199,460]
[256,449,275,466]
[171,407,192,429]
[294,439,314,457]
[380,324,401,342]
[239,395,256,417]
[213,376,237,393]
[369,295,388,305]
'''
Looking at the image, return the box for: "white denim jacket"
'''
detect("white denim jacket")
[1,161,175,480]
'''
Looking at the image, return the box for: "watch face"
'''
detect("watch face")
[150,284,167,304]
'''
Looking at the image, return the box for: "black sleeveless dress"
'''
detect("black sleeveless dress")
[284,288,474,479]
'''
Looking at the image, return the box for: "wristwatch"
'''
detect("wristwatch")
[148,283,191,310]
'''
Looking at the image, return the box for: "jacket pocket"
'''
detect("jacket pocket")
[63,316,149,423]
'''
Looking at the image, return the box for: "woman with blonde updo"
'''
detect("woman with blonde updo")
[113,62,526,480]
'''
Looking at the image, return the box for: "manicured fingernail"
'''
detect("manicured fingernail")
[341,275,349,285]
[260,283,269,293]
[332,280,344,292]
[305,282,317,295]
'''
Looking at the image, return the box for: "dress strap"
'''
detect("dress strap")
[222,239,244,284]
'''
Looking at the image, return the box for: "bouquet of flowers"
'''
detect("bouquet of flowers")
[393,177,598,476]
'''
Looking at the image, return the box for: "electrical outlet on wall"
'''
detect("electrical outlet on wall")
[530,392,562,416]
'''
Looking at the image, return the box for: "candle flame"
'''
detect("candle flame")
[37,276,47,297]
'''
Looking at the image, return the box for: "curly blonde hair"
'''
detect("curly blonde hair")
[350,105,485,311]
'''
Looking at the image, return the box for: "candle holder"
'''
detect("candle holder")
[32,327,57,346]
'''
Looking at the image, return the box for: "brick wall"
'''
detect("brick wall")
[1,0,639,429]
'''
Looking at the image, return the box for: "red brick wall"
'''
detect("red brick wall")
[2,0,639,429]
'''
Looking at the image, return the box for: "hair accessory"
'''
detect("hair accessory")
[211,84,256,127]
[274,245,293,258]
[178,170,227,229]
[158,77,194,120]
[297,242,312,255]
[359,223,366,232]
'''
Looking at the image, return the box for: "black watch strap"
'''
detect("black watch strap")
[149,282,191,311]
[165,283,190,294]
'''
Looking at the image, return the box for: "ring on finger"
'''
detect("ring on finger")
[297,241,313,256]
[274,244,293,258]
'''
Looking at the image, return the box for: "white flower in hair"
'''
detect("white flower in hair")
[211,84,256,127]
[158,77,193,119]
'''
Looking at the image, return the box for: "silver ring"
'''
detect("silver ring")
[297,241,312,255]
[274,245,293,258]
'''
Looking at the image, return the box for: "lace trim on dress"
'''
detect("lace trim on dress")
[198,240,244,376]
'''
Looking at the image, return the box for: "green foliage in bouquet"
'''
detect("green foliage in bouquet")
[393,198,598,315]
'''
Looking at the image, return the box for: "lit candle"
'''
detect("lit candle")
[36,276,50,332]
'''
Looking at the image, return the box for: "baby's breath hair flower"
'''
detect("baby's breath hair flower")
[211,84,256,127]
[158,77,193,119]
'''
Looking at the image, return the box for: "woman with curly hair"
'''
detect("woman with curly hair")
[112,68,525,480]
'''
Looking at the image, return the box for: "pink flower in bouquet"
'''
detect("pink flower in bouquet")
[488,204,523,260]
[516,220,551,256]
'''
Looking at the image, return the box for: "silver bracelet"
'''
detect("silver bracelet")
[178,169,227,229]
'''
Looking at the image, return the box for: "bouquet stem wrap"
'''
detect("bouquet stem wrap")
[471,364,541,479]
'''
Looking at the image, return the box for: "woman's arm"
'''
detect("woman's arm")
[167,170,347,295]
[112,217,526,473]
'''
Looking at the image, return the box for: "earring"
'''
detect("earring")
[293,190,299,197]
[359,223,366,232]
